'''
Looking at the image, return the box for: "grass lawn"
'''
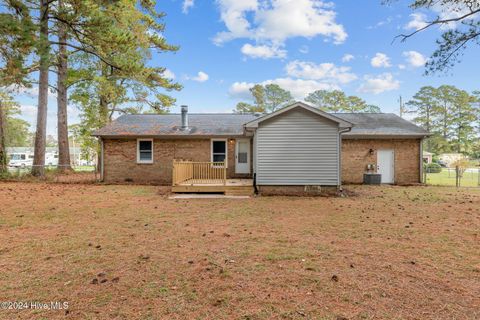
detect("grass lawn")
[0,183,479,319]
[427,169,480,187]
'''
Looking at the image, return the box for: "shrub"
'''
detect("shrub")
[425,163,442,173]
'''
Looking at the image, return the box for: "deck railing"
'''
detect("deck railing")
[172,160,227,186]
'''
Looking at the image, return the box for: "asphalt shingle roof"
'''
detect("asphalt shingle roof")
[93,114,259,137]
[333,113,429,137]
[93,112,429,137]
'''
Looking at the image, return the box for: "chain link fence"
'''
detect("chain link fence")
[424,166,480,187]
[2,165,99,183]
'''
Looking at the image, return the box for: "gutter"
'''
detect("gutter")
[338,127,352,188]
[419,138,424,184]
[100,137,104,182]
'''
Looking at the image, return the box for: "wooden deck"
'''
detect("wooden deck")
[171,160,254,195]
[172,179,254,195]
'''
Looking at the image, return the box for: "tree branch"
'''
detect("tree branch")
[50,41,121,70]
[393,8,480,43]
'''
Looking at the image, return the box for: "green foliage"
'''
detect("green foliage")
[0,0,35,86]
[1,90,30,147]
[263,84,294,112]
[408,85,479,156]
[67,1,182,154]
[235,84,293,113]
[235,102,263,114]
[305,90,381,113]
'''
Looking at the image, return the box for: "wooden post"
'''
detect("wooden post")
[223,161,226,185]
[455,165,459,187]
[478,168,480,187]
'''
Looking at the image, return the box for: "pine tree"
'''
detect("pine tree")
[234,84,293,113]
[305,90,380,113]
[406,86,440,152]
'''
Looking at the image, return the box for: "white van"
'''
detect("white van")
[8,153,34,168]
[45,153,59,166]
[9,152,59,168]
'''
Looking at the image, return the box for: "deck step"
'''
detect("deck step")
[224,191,254,196]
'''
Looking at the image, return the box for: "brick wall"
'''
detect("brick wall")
[102,137,421,186]
[341,138,421,185]
[102,138,252,184]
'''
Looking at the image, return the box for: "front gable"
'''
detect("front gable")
[244,102,353,130]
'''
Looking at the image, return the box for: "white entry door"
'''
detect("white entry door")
[235,139,250,174]
[377,149,394,184]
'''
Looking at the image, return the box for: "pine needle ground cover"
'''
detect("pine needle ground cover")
[0,183,478,319]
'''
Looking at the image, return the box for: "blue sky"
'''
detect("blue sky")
[14,0,480,136]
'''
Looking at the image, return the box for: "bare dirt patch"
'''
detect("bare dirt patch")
[0,183,479,319]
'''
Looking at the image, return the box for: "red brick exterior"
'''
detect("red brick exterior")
[102,137,422,186]
[102,138,252,184]
[341,138,422,185]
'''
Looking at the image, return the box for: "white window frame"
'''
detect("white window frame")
[137,138,154,164]
[211,139,228,167]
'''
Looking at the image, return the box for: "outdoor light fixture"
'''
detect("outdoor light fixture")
[229,138,235,144]
[369,148,374,155]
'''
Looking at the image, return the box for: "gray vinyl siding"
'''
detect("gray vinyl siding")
[255,108,340,185]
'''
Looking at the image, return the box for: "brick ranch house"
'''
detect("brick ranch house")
[93,102,429,195]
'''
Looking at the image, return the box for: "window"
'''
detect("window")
[211,140,227,165]
[137,139,153,164]
[11,154,25,160]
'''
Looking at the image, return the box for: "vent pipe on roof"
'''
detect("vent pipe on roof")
[181,105,188,129]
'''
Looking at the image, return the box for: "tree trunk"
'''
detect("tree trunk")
[96,95,108,173]
[32,0,50,176]
[57,0,71,172]
[0,100,7,174]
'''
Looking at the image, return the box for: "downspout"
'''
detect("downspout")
[419,137,424,184]
[100,137,104,182]
[244,125,259,195]
[338,127,352,189]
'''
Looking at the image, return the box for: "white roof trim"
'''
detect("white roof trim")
[244,101,353,129]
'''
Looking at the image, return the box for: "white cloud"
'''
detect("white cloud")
[190,71,209,82]
[341,54,354,62]
[229,82,257,100]
[229,78,339,100]
[403,51,427,67]
[241,43,287,59]
[368,16,394,29]
[182,0,194,14]
[404,13,428,30]
[214,0,258,44]
[371,53,391,68]
[214,0,347,56]
[358,73,400,94]
[19,104,37,118]
[285,60,357,84]
[163,69,175,80]
[398,64,406,70]
[229,58,359,100]
[299,45,309,54]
